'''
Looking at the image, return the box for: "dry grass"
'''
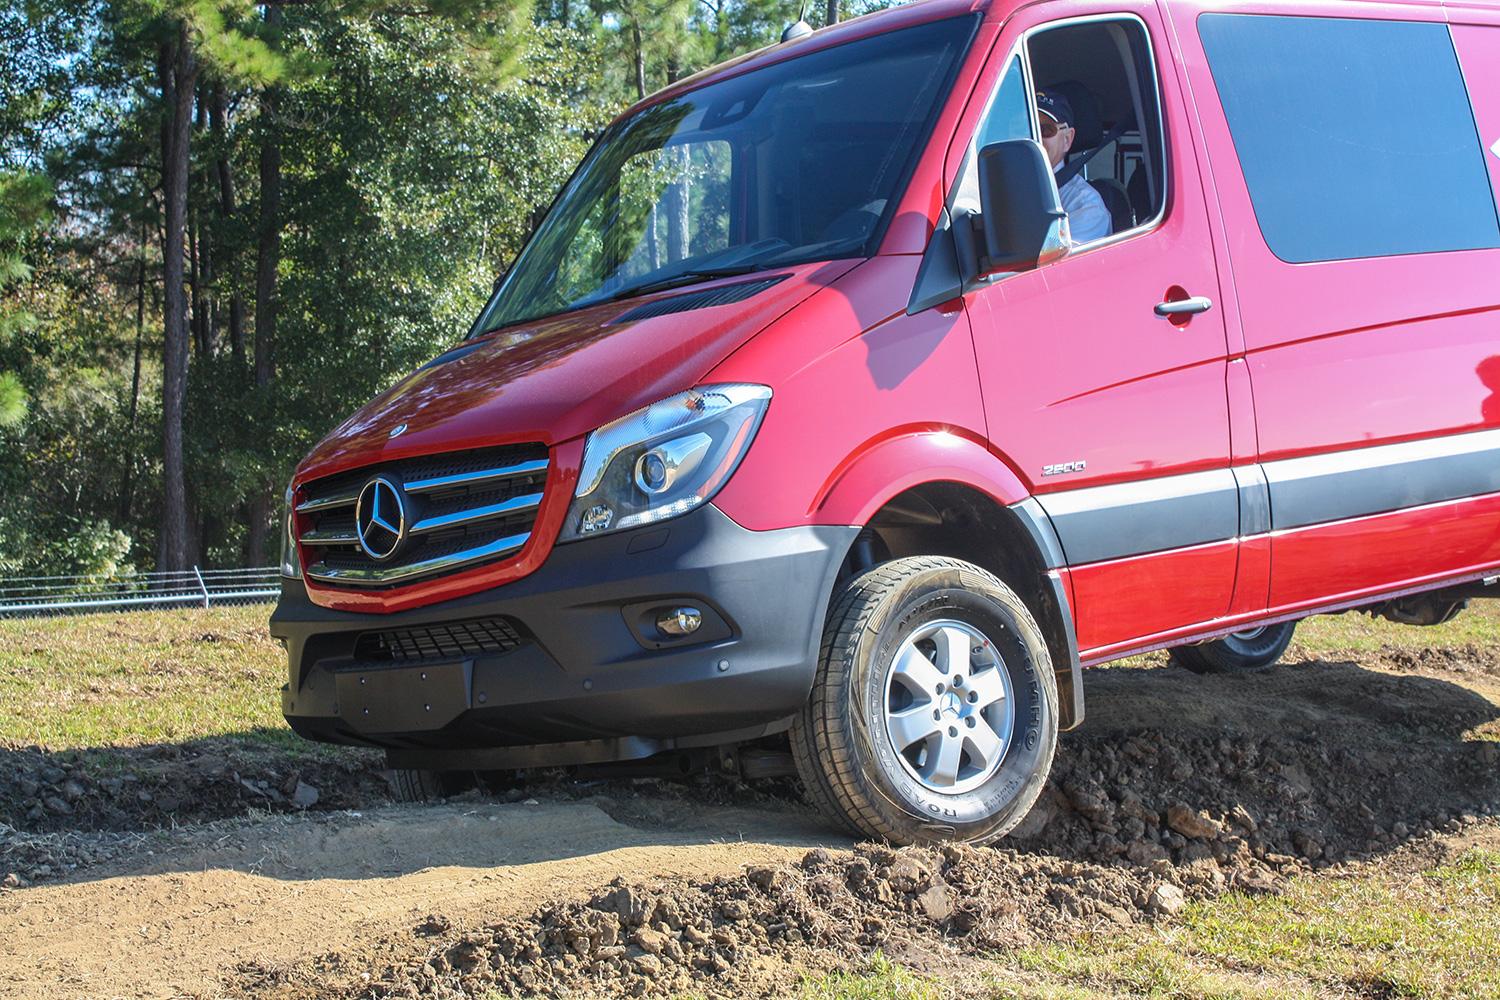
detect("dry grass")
[0,604,296,753]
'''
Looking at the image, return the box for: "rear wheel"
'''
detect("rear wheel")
[387,766,476,802]
[1169,620,1297,675]
[790,556,1058,845]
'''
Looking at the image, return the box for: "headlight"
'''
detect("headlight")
[280,483,302,579]
[560,384,771,541]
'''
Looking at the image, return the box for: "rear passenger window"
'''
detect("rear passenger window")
[1200,14,1500,264]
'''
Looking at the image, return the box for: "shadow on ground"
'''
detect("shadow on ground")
[3,653,1498,884]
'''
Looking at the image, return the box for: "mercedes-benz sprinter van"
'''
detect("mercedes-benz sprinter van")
[272,0,1500,844]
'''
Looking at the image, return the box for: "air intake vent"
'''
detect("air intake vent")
[295,442,549,589]
[354,617,525,662]
[613,275,788,323]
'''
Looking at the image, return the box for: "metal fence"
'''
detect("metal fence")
[0,566,281,617]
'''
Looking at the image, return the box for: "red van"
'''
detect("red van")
[272,0,1500,844]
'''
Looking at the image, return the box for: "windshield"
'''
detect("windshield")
[470,15,977,335]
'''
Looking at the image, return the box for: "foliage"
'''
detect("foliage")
[0,0,904,573]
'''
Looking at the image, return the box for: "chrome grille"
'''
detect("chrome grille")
[295,443,549,588]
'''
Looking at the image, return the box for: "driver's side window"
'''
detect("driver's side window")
[963,16,1168,251]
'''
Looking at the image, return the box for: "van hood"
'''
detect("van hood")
[295,260,859,483]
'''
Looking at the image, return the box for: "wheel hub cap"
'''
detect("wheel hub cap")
[881,619,1015,795]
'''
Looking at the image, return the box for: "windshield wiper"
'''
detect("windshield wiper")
[603,265,764,303]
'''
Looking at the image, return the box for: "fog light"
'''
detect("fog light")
[579,503,614,534]
[657,606,703,637]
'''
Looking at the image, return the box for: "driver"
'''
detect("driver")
[1036,88,1112,245]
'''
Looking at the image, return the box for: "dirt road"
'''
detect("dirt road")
[5,636,1500,999]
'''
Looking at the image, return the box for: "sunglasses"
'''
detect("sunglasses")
[1039,119,1071,139]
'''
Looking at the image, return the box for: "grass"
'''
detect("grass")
[0,603,305,754]
[989,848,1500,999]
[803,851,1500,999]
[1289,599,1500,656]
[799,954,945,999]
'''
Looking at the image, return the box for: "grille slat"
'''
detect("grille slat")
[296,443,548,590]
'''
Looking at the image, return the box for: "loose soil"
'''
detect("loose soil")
[4,638,1500,999]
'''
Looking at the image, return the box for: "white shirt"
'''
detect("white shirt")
[1057,171,1113,245]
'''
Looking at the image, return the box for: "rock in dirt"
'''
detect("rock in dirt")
[915,883,953,922]
[1166,803,1223,840]
[1147,882,1186,916]
[291,781,320,809]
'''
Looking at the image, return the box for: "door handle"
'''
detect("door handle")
[1155,296,1214,318]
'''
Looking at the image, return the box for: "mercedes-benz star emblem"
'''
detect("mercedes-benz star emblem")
[355,477,406,561]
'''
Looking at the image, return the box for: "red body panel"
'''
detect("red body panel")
[1171,0,1500,633]
[710,256,995,528]
[961,0,1239,640]
[1269,492,1500,612]
[296,261,857,482]
[1072,540,1238,653]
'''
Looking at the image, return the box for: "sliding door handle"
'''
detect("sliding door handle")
[1155,296,1214,318]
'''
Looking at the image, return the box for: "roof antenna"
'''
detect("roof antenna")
[782,1,812,42]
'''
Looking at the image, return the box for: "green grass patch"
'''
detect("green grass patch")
[799,953,943,999]
[994,850,1500,999]
[1291,600,1500,657]
[0,604,299,753]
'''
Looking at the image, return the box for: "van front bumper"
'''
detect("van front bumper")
[271,505,856,769]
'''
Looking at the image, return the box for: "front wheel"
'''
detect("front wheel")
[790,556,1058,845]
[1168,620,1297,675]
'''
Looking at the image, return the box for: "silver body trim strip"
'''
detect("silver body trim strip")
[1035,468,1240,566]
[1264,427,1500,532]
[1015,428,1500,570]
[409,492,543,535]
[305,531,531,585]
[404,459,549,494]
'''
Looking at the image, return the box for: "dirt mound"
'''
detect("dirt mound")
[1368,643,1500,676]
[1005,657,1500,870]
[1009,725,1500,870]
[0,741,387,837]
[350,842,1237,1000]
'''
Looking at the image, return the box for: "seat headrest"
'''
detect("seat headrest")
[1047,80,1104,151]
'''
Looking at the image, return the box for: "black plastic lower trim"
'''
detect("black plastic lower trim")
[271,504,857,761]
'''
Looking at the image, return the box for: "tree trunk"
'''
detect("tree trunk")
[189,204,206,357]
[157,25,199,574]
[826,0,839,26]
[246,18,283,568]
[120,212,147,526]
[631,20,646,100]
[211,86,246,367]
[253,88,280,389]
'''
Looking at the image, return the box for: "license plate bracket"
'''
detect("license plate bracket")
[335,660,472,734]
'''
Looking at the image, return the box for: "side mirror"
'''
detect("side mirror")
[973,139,1070,277]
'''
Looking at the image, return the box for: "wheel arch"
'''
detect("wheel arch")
[840,479,1085,731]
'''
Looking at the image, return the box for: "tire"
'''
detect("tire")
[387,766,474,802]
[790,556,1058,845]
[1168,620,1297,675]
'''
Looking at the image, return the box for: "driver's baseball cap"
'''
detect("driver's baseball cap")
[1036,87,1074,127]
